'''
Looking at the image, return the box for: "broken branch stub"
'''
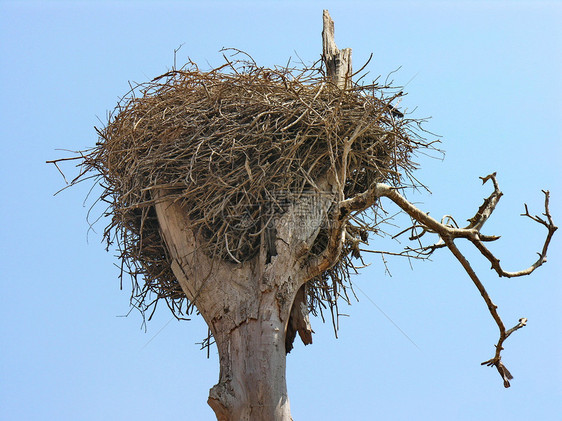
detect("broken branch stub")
[322,9,352,89]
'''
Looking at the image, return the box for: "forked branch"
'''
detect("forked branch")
[471,189,557,278]
[338,173,557,387]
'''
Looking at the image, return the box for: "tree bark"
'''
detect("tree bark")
[153,183,334,420]
[208,290,292,421]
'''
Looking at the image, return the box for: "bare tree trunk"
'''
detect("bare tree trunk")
[208,289,292,421]
[154,186,332,420]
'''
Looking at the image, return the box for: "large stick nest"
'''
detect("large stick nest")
[75,57,435,320]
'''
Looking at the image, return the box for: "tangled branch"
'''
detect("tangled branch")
[339,173,557,387]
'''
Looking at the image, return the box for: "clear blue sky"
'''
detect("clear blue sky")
[1,1,561,420]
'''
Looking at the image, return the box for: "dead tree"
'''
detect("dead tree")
[49,10,556,421]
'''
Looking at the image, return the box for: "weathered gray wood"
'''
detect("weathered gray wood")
[322,9,352,89]
[154,193,291,420]
[154,183,334,420]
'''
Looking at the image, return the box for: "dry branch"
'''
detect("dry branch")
[471,190,557,278]
[336,173,557,387]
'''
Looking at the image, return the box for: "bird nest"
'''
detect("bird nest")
[68,58,435,321]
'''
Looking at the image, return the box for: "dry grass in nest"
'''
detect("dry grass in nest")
[64,57,437,322]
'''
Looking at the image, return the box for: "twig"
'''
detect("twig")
[481,317,527,388]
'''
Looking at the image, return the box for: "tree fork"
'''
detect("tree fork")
[154,171,334,420]
[154,194,302,420]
